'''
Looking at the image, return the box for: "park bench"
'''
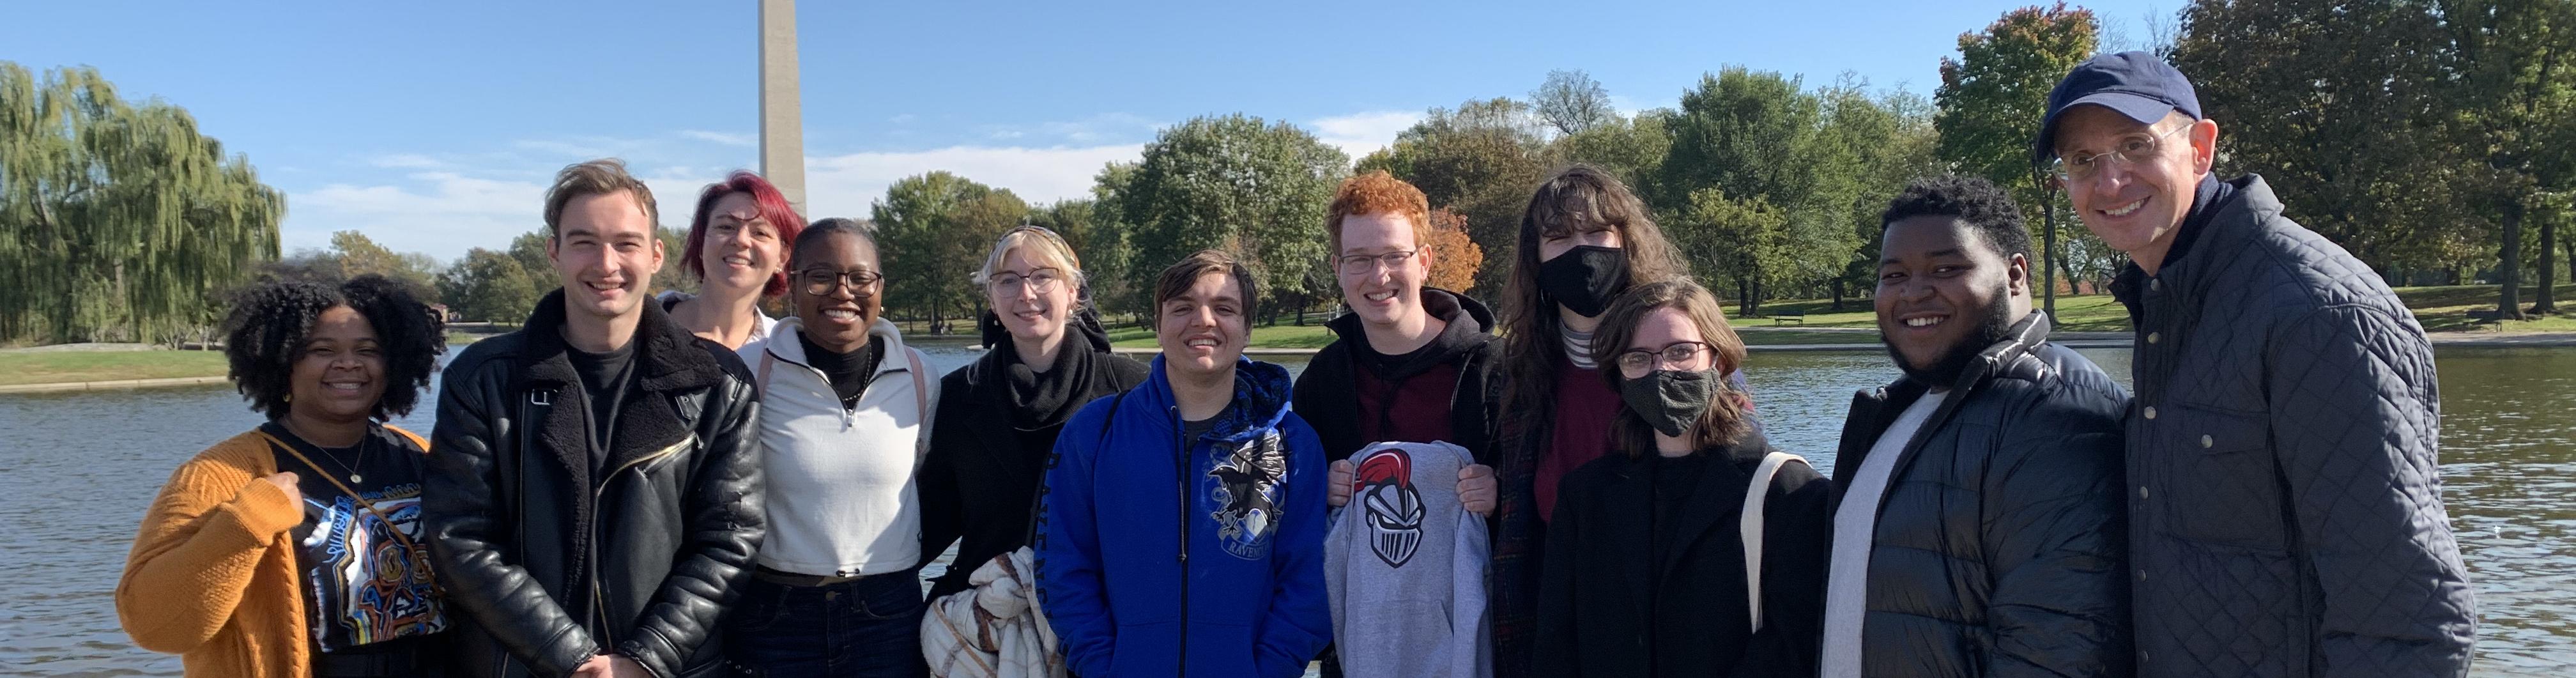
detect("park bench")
[1772,311,1806,326]
[2466,308,2503,323]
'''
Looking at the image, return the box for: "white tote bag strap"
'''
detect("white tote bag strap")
[1740,451,1809,633]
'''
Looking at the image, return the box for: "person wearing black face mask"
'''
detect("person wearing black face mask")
[1489,165,1777,677]
[1821,176,2133,678]
[1531,279,1830,678]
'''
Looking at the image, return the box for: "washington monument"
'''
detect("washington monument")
[760,0,805,213]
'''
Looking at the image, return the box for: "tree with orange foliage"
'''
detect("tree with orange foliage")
[1424,208,1485,293]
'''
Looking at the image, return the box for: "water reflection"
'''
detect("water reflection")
[0,343,2563,675]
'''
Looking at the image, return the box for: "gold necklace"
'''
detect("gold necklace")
[283,420,369,484]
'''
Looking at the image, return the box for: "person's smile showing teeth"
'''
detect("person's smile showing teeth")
[2100,197,2147,218]
[1900,313,1948,329]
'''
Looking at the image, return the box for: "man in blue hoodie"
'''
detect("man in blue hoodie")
[1038,249,1333,677]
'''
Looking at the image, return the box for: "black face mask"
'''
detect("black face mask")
[1619,368,1724,438]
[1537,245,1629,318]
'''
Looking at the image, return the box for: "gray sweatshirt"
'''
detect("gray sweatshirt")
[1325,441,1492,678]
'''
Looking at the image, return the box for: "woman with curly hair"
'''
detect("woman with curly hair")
[116,274,452,678]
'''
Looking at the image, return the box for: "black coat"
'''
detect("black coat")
[1291,288,1499,463]
[1833,312,2132,678]
[2113,175,2474,677]
[425,291,766,678]
[916,326,1148,599]
[1534,434,1832,678]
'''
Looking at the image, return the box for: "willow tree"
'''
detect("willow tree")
[1,62,282,344]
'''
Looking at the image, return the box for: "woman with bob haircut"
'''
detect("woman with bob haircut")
[118,275,454,678]
[663,170,804,350]
[1532,279,1830,677]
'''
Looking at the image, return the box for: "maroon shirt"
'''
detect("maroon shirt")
[1533,355,1621,521]
[1352,360,1464,447]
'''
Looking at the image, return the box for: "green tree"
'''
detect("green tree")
[2446,0,2576,318]
[326,230,441,299]
[2172,0,2478,277]
[872,172,1027,332]
[1,62,282,344]
[1658,67,1865,315]
[1935,3,2100,314]
[439,248,541,323]
[1819,80,1943,310]
[1111,114,1348,325]
[1532,69,1618,136]
[1088,162,1146,320]
[1542,109,1675,197]
[1680,188,1788,316]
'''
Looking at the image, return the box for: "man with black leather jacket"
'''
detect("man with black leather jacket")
[425,159,765,678]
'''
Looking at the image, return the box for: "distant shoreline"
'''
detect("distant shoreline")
[6,330,2568,394]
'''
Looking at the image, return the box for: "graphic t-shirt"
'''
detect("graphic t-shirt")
[263,422,447,654]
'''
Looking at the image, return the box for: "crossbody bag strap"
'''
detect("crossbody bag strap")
[261,431,450,599]
[1740,451,1809,633]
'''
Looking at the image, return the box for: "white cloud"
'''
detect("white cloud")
[281,111,1421,263]
[801,144,1146,220]
[288,172,549,264]
[678,130,758,147]
[1306,110,1422,162]
[368,153,447,169]
[1606,94,1676,118]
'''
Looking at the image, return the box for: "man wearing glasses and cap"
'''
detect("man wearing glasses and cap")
[2035,52,2476,677]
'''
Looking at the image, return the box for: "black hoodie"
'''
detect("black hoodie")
[1291,288,1501,465]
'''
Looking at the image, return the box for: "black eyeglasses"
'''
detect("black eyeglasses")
[798,268,882,295]
[988,268,1064,293]
[1336,250,1420,275]
[1615,341,1712,378]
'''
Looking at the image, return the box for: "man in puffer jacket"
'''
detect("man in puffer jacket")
[2035,52,2476,677]
[1824,175,2132,678]
[1037,250,1332,677]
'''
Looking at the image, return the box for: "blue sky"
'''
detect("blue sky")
[5,0,2175,264]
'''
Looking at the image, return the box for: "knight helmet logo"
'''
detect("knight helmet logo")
[1355,448,1426,568]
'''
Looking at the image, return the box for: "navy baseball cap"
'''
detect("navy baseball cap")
[2032,51,2202,167]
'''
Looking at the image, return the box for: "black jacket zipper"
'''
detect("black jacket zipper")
[1170,405,1192,677]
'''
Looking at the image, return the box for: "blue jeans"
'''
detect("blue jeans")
[724,569,928,678]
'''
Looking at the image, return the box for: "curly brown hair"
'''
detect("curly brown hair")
[220,275,448,421]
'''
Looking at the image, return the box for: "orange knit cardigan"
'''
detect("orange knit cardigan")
[115,425,429,678]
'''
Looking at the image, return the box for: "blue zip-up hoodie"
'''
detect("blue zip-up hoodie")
[1038,355,1331,678]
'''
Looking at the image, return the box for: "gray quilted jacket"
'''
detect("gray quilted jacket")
[2117,175,2476,677]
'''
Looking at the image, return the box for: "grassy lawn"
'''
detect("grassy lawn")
[1100,317,1875,348]
[2391,284,2576,332]
[8,286,2566,384]
[0,350,228,386]
[1107,321,1339,349]
[1730,293,2135,332]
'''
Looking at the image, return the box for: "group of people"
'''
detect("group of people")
[119,52,2478,678]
